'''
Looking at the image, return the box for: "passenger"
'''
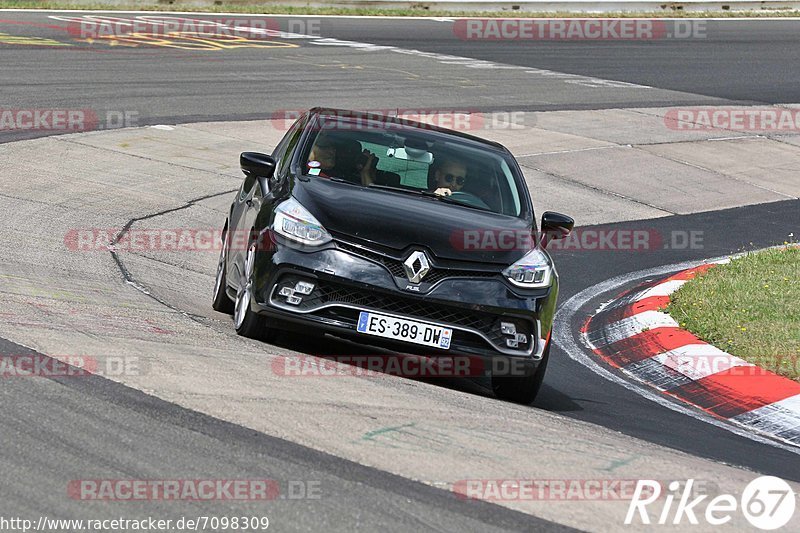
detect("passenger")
[331,138,366,183]
[334,139,379,187]
[306,133,337,177]
[307,134,379,186]
[357,149,379,186]
[429,157,467,197]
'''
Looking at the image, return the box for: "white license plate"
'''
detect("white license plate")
[356,311,453,350]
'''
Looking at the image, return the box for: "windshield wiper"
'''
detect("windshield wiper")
[432,194,494,213]
[367,183,493,212]
[302,173,351,184]
[367,184,437,197]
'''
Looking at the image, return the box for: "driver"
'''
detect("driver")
[430,157,467,197]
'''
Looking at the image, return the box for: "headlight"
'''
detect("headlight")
[273,197,332,246]
[503,248,553,288]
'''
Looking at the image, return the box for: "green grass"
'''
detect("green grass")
[3,1,800,18]
[667,245,800,381]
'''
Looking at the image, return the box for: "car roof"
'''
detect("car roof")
[308,107,511,153]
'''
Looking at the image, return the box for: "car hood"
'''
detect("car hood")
[293,178,533,265]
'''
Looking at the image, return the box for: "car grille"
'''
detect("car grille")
[272,275,532,349]
[335,240,498,284]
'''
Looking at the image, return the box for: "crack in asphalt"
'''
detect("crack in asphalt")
[107,188,236,325]
[631,144,800,200]
[55,135,244,179]
[517,159,676,215]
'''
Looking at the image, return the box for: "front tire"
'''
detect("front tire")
[234,241,277,342]
[212,226,235,314]
[492,342,550,405]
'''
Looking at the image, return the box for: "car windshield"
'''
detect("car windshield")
[300,117,526,217]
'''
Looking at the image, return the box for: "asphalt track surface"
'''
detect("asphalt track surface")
[0,334,568,532]
[1,11,800,531]
[316,18,800,105]
[4,14,800,142]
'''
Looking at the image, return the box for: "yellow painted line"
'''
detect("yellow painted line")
[78,32,300,51]
[0,32,71,46]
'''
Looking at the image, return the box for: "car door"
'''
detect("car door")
[227,164,261,284]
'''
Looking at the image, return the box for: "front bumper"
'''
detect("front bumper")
[250,241,557,361]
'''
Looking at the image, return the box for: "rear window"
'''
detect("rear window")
[300,118,526,217]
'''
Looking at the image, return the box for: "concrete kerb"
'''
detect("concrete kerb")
[583,256,800,448]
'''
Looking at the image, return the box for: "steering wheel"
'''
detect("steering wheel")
[447,191,490,210]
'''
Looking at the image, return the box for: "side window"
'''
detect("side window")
[272,117,305,176]
[271,124,293,159]
[276,121,305,176]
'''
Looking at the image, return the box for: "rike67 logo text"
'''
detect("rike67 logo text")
[626,477,796,530]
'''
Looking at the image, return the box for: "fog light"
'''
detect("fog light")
[500,322,516,335]
[278,287,293,297]
[294,281,315,295]
[500,321,528,350]
[286,295,302,305]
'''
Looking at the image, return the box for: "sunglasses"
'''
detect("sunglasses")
[443,173,466,186]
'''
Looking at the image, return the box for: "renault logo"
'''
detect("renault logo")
[403,250,430,283]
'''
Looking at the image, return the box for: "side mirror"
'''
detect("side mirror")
[541,211,574,246]
[240,152,277,178]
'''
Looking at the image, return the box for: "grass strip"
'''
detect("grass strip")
[668,245,800,381]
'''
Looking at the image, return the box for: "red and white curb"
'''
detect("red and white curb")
[582,261,800,447]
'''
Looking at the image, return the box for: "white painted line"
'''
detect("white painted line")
[592,310,678,346]
[653,344,752,381]
[8,10,800,21]
[623,357,695,391]
[46,13,654,91]
[632,279,686,300]
[731,394,800,444]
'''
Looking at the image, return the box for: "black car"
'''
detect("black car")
[212,108,573,403]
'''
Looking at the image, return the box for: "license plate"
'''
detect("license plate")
[356,311,452,350]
